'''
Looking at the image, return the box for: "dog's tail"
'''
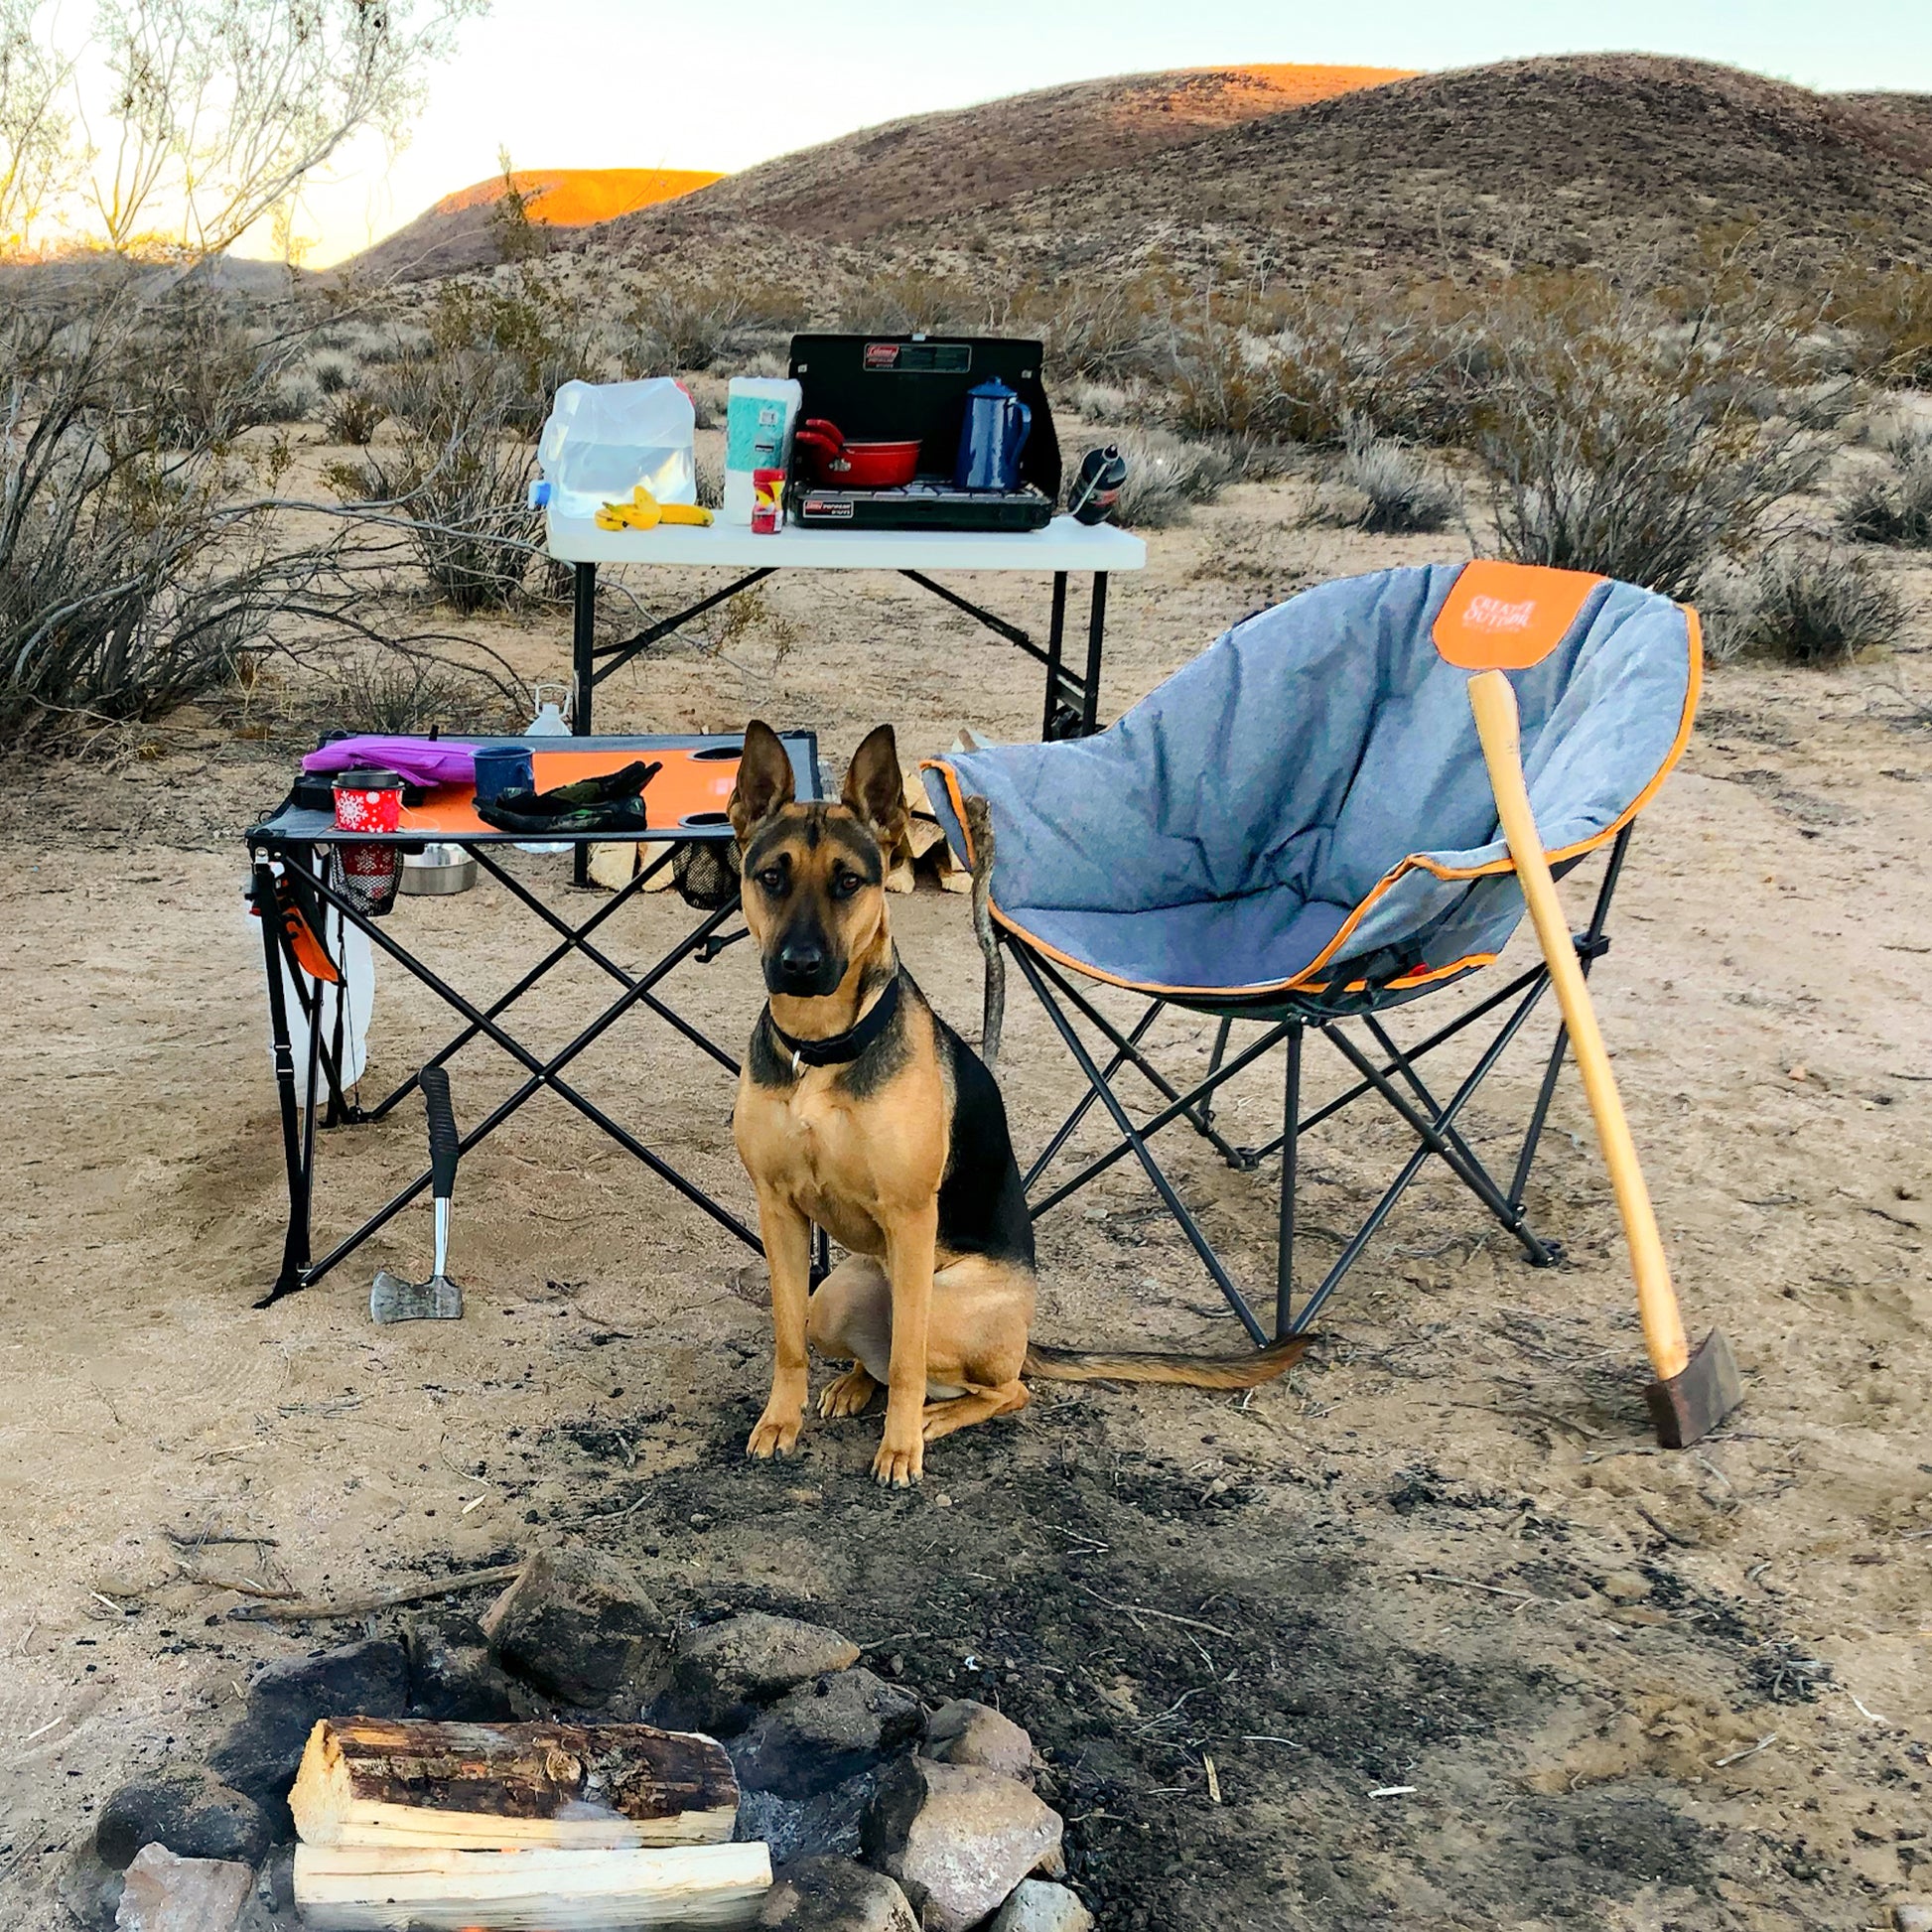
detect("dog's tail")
[1023,1334,1311,1390]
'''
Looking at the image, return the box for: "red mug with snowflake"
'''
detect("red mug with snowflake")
[332,768,404,833]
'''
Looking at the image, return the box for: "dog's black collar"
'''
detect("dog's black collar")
[765,974,901,1075]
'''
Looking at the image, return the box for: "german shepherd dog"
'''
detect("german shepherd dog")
[728,720,1310,1485]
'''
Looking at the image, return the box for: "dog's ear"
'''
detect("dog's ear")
[729,720,795,844]
[841,724,906,847]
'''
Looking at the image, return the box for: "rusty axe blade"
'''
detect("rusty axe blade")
[1644,1330,1744,1449]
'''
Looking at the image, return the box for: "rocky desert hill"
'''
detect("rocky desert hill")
[344,166,722,281]
[586,55,1932,291]
[595,64,1411,251]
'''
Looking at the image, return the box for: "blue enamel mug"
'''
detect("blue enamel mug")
[954,379,1033,491]
[474,744,535,803]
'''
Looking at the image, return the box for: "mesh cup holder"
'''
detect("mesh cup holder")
[672,824,740,910]
[330,842,400,917]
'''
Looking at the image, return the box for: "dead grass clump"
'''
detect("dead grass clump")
[1103,429,1237,528]
[1723,547,1906,665]
[1839,429,1932,548]
[323,651,523,735]
[325,389,385,447]
[1336,420,1458,533]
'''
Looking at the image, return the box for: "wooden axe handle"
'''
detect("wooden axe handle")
[1467,669,1690,1382]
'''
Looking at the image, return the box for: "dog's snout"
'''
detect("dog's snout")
[765,926,841,997]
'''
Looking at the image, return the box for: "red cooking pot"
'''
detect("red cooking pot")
[792,418,922,488]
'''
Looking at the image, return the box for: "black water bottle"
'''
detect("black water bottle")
[1067,444,1128,525]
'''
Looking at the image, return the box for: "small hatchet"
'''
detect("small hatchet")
[370,1064,464,1322]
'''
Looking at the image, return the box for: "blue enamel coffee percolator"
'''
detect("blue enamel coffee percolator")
[954,378,1033,491]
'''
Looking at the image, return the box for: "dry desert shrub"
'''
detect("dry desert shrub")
[837,268,991,337]
[2,281,331,748]
[325,389,385,447]
[623,279,810,376]
[330,351,541,614]
[1716,547,1906,665]
[1335,419,1458,534]
[1831,264,1932,390]
[1459,275,1830,600]
[1839,426,1932,547]
[417,274,609,427]
[321,650,523,735]
[1102,428,1237,529]
[1015,273,1172,383]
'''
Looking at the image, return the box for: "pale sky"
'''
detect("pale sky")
[266,0,1932,267]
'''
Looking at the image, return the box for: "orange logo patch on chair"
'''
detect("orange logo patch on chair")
[1432,559,1605,671]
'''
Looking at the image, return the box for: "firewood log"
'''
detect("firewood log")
[290,1716,738,1851]
[292,1841,771,1931]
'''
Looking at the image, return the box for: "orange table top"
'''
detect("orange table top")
[249,732,819,845]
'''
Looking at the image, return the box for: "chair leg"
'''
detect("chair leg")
[1319,1020,1560,1266]
[1023,1000,1164,1190]
[1035,959,1250,1168]
[1010,947,1268,1344]
[1276,1024,1303,1340]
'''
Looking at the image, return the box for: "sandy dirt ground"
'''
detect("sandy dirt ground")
[2,470,1929,1930]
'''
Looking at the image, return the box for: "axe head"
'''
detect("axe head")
[1645,1330,1743,1449]
[369,1270,464,1324]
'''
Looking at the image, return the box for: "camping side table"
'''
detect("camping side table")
[244,732,817,1309]
[546,511,1148,746]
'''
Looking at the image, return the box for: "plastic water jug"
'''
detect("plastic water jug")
[534,378,697,518]
[517,682,572,854]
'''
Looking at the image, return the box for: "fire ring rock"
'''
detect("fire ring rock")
[731,1668,923,1799]
[96,1766,273,1871]
[920,1699,1035,1782]
[207,1637,411,1834]
[480,1547,670,1707]
[990,1879,1096,1932]
[863,1756,1064,1932]
[758,1856,920,1932]
[665,1612,863,1732]
[112,1843,254,1932]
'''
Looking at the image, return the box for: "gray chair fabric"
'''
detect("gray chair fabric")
[922,561,1695,1004]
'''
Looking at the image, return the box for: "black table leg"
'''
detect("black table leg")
[252,858,313,1304]
[1081,573,1108,736]
[1041,571,1068,740]
[572,562,597,887]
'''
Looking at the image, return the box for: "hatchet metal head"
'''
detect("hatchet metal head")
[369,1268,463,1323]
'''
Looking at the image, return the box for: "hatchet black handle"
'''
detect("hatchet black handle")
[421,1063,459,1200]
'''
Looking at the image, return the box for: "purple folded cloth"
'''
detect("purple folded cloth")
[301,736,479,788]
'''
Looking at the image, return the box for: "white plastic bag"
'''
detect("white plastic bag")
[536,378,697,518]
[260,903,374,1102]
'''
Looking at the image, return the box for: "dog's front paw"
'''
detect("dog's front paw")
[871,1429,923,1487]
[746,1405,803,1459]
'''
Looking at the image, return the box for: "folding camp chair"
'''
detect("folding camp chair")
[922,560,1699,1347]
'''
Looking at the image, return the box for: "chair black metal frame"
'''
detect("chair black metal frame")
[1005,827,1633,1345]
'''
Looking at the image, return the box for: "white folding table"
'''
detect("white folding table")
[545,509,1148,747]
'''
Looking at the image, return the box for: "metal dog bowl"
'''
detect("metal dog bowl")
[398,843,478,896]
